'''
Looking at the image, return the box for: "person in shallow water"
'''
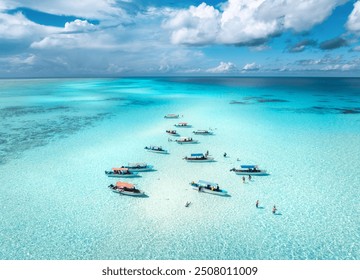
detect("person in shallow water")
[256,200,259,208]
[272,205,277,214]
[223,152,227,157]
[248,175,252,181]
[242,176,245,183]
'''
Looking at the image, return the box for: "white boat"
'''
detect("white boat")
[192,129,213,135]
[166,129,179,136]
[175,137,199,144]
[230,165,268,175]
[164,114,179,119]
[190,180,228,196]
[144,145,168,154]
[105,167,140,178]
[122,163,154,172]
[108,181,145,196]
[174,122,191,128]
[183,153,214,162]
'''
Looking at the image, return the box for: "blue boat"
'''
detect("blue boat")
[230,165,268,175]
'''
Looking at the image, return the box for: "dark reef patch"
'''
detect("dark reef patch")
[0,112,111,165]
[230,97,289,105]
[275,106,360,115]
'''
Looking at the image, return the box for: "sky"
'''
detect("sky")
[1,0,360,77]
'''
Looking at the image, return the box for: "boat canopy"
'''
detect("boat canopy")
[198,180,218,187]
[128,163,146,167]
[112,167,129,171]
[116,181,135,188]
[191,153,204,157]
[241,165,257,169]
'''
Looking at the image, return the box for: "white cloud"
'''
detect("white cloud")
[64,19,96,32]
[165,0,347,46]
[164,3,220,45]
[0,12,59,40]
[242,62,260,71]
[346,1,360,33]
[206,61,238,73]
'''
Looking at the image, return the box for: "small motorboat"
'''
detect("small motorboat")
[183,153,214,162]
[105,168,140,177]
[164,114,179,119]
[174,122,191,128]
[230,165,268,175]
[144,145,168,154]
[122,163,154,172]
[166,129,179,136]
[108,182,145,196]
[175,137,199,144]
[192,129,213,135]
[190,180,228,196]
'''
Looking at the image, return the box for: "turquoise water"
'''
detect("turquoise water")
[0,77,359,260]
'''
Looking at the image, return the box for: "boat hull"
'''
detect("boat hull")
[112,189,145,196]
[105,171,140,178]
[185,158,214,162]
[146,149,168,154]
[233,171,267,176]
[191,186,228,196]
[126,165,154,172]
[176,141,199,144]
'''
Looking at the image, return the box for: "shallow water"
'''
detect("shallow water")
[0,77,359,259]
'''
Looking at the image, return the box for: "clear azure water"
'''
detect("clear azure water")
[0,77,359,260]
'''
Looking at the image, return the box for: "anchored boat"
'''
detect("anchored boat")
[105,167,140,178]
[122,163,154,172]
[192,129,213,135]
[230,165,268,175]
[164,114,179,119]
[190,180,228,196]
[144,145,168,154]
[174,122,191,128]
[175,137,199,144]
[108,181,145,196]
[183,153,214,162]
[166,129,179,136]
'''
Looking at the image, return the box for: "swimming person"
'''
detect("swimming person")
[223,152,227,157]
[256,200,259,208]
[242,176,245,183]
[272,205,277,214]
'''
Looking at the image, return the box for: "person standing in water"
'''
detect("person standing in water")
[223,152,227,157]
[242,176,245,183]
[256,200,259,208]
[272,205,277,214]
[248,174,252,181]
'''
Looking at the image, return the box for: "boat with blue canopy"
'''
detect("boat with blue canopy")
[190,180,228,196]
[230,165,268,175]
[183,153,214,162]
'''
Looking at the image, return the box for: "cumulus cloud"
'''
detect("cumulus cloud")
[165,0,346,46]
[319,37,348,50]
[242,62,260,71]
[164,3,220,45]
[288,39,317,53]
[206,61,238,73]
[64,19,96,32]
[346,1,360,33]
